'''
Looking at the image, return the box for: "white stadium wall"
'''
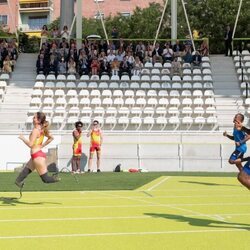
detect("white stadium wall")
[0,132,240,172]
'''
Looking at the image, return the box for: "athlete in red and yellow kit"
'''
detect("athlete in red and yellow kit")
[15,112,59,193]
[72,121,83,173]
[87,120,103,172]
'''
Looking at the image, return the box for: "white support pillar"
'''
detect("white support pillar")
[153,0,169,47]
[171,0,177,45]
[232,0,243,39]
[181,0,195,51]
[76,0,82,50]
[60,0,74,33]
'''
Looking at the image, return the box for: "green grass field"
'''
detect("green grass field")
[0,172,249,250]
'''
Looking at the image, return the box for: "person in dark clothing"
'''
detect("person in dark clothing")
[224,25,233,56]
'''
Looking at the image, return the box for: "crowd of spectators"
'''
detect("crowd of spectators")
[36,25,209,78]
[0,39,18,74]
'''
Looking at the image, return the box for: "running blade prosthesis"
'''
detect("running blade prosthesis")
[15,181,24,199]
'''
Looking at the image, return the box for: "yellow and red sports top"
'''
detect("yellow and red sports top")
[34,130,44,146]
[73,130,82,156]
[90,129,101,147]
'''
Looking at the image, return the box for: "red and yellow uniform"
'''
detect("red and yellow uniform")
[73,130,82,157]
[31,130,46,159]
[90,129,101,153]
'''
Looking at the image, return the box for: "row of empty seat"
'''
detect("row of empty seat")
[36,73,213,82]
[32,89,215,99]
[26,110,217,131]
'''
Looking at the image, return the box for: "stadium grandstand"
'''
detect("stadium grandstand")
[0,1,250,250]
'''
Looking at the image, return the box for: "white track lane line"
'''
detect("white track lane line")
[0,228,246,240]
[146,177,171,191]
[0,213,249,223]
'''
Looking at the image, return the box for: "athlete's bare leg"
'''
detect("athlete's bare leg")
[237,171,250,190]
[88,152,94,172]
[97,151,101,171]
[33,157,60,183]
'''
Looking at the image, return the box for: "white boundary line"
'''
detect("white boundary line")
[0,213,249,223]
[0,229,246,240]
[0,216,150,223]
[9,194,248,200]
[0,202,250,210]
[146,177,171,191]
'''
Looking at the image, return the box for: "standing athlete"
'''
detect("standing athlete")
[72,121,83,173]
[87,120,103,172]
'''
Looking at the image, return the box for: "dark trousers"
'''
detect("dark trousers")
[225,40,232,56]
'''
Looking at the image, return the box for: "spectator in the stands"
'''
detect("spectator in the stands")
[2,55,13,73]
[58,57,67,74]
[198,39,209,56]
[50,42,59,57]
[99,58,110,76]
[47,54,58,76]
[8,42,18,61]
[162,43,174,63]
[78,50,89,76]
[107,42,116,54]
[90,57,100,76]
[119,56,131,77]
[51,26,60,39]
[173,40,183,56]
[224,25,233,56]
[145,42,154,59]
[68,42,78,62]
[59,41,69,60]
[111,57,120,76]
[133,56,143,76]
[107,49,116,63]
[41,25,49,45]
[67,57,76,75]
[135,41,145,62]
[152,42,163,63]
[116,49,125,62]
[182,44,193,64]
[117,38,126,52]
[98,40,108,54]
[127,51,135,68]
[36,53,46,74]
[192,51,202,67]
[61,25,70,40]
[59,37,69,49]
[171,56,182,76]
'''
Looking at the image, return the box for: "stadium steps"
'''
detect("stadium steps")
[215,95,245,131]
[210,55,244,131]
[9,53,37,87]
[0,53,37,130]
[0,86,32,130]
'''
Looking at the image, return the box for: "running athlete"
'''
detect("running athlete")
[223,113,249,171]
[87,120,103,172]
[15,112,60,192]
[72,121,83,173]
[234,118,250,190]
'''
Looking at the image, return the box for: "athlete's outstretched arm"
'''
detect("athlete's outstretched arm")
[223,131,234,140]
